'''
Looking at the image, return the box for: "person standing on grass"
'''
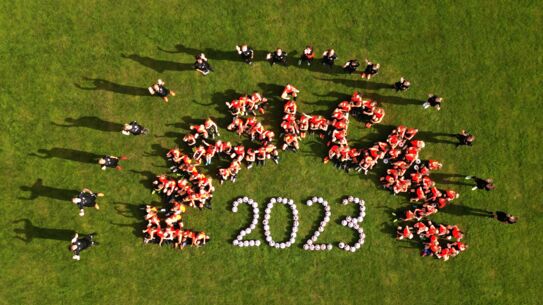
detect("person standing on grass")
[423,94,444,110]
[121,121,148,136]
[465,176,496,191]
[69,233,97,260]
[321,49,337,68]
[98,155,127,170]
[194,53,213,75]
[343,59,360,74]
[148,79,176,102]
[72,188,104,216]
[235,44,254,64]
[360,59,380,79]
[266,48,288,65]
[394,77,411,92]
[298,45,315,66]
[456,130,475,147]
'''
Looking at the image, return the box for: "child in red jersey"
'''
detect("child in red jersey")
[190,123,209,139]
[250,91,268,114]
[366,107,385,128]
[396,225,414,240]
[281,84,299,101]
[298,45,315,66]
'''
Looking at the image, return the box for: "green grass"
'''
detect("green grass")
[1,1,542,304]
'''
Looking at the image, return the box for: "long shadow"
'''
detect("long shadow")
[316,77,392,91]
[210,89,243,127]
[144,144,169,160]
[111,202,146,238]
[440,204,493,218]
[415,131,458,145]
[165,115,194,131]
[121,53,193,73]
[51,116,123,132]
[373,124,457,145]
[159,44,242,61]
[74,77,149,96]
[155,131,184,147]
[29,148,102,164]
[19,178,78,201]
[363,92,423,106]
[431,173,473,186]
[159,44,338,74]
[13,219,74,243]
[129,170,156,189]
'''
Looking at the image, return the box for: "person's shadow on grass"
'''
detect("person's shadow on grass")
[159,44,338,74]
[29,148,102,164]
[373,124,458,145]
[430,173,473,187]
[111,202,146,238]
[121,53,193,73]
[440,204,494,218]
[19,178,78,201]
[316,77,392,91]
[51,116,123,132]
[13,219,74,243]
[74,77,149,96]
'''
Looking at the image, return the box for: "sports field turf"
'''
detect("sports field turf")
[1,1,541,304]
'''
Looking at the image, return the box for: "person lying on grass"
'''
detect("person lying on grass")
[121,121,148,136]
[193,53,213,75]
[360,59,380,79]
[69,233,97,261]
[98,155,127,170]
[148,79,176,102]
[266,48,287,65]
[236,44,254,64]
[72,188,104,216]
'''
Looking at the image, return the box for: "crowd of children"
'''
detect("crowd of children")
[142,203,210,248]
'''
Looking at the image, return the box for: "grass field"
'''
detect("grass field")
[1,1,542,304]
